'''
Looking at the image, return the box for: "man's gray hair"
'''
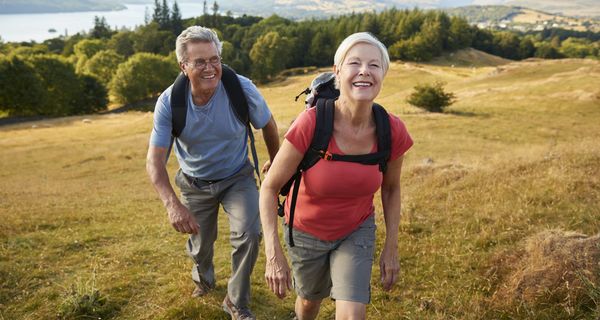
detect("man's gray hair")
[175,26,223,63]
[333,32,390,75]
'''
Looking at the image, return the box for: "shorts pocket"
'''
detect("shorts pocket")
[353,237,374,250]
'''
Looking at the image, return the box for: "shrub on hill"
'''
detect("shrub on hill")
[109,53,178,104]
[0,54,107,116]
[29,54,108,115]
[0,55,46,116]
[81,49,124,86]
[406,81,456,113]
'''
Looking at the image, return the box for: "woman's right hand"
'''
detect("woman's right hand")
[265,245,292,299]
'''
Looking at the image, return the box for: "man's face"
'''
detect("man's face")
[180,41,222,93]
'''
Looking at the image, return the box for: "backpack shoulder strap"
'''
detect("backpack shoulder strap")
[301,98,334,169]
[220,64,261,184]
[372,103,391,173]
[220,64,249,125]
[170,72,189,137]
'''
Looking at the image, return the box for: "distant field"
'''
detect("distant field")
[1,51,600,319]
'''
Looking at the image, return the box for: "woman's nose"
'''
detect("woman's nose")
[359,63,370,76]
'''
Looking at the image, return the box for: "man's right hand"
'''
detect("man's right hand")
[167,202,199,234]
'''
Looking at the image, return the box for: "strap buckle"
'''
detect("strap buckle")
[319,150,333,161]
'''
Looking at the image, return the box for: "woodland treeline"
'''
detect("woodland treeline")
[1,0,599,116]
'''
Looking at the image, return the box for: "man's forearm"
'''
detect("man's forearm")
[262,117,280,162]
[146,156,180,210]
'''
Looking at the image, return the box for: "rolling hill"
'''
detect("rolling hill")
[1,51,599,319]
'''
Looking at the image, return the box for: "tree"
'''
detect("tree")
[73,39,107,73]
[132,23,174,55]
[492,31,520,60]
[406,81,456,113]
[212,1,220,27]
[448,16,474,51]
[9,45,49,57]
[519,36,536,59]
[535,42,563,59]
[559,37,594,58]
[74,39,106,59]
[109,53,178,104]
[43,38,66,54]
[0,55,46,116]
[108,31,135,57]
[78,74,108,114]
[220,40,236,65]
[91,16,112,39]
[27,54,87,115]
[81,50,125,86]
[212,1,219,17]
[61,34,85,56]
[152,0,170,30]
[389,34,433,62]
[307,30,335,67]
[171,1,184,35]
[249,31,292,82]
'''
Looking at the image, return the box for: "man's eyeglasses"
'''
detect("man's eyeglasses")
[185,56,221,69]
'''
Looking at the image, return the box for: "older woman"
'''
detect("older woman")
[259,32,413,319]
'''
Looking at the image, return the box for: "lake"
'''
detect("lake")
[0,3,207,43]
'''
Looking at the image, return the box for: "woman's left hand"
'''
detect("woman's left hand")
[379,242,400,291]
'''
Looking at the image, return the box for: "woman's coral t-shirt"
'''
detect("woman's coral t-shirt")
[284,107,413,241]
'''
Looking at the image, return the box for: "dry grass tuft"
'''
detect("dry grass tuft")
[490,230,600,312]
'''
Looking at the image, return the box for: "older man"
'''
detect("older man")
[146,26,279,320]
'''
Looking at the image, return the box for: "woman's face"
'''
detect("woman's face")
[335,42,384,104]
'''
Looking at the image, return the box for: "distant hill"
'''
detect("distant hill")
[472,0,600,18]
[430,48,513,67]
[0,0,124,14]
[446,5,600,32]
[2,0,598,19]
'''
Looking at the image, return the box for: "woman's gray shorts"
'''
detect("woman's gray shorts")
[284,215,376,304]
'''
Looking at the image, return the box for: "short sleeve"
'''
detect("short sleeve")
[149,87,174,148]
[284,108,317,154]
[238,75,272,129]
[389,114,413,160]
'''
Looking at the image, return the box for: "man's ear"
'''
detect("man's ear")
[179,62,187,76]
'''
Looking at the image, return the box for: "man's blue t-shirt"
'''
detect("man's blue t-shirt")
[149,74,272,180]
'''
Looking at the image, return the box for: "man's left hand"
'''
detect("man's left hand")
[261,160,272,174]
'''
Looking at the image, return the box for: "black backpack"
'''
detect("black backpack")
[168,64,261,182]
[281,83,392,246]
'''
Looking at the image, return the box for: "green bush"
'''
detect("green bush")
[81,49,125,86]
[0,55,46,116]
[78,74,108,114]
[109,52,178,104]
[28,54,88,115]
[406,81,456,113]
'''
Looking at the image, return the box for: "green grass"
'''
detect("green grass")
[1,54,600,319]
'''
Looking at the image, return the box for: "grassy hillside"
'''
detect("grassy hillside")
[1,51,600,319]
